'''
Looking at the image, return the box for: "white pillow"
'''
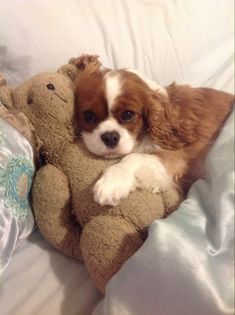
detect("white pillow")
[0,0,234,93]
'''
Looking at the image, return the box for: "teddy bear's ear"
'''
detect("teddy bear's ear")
[0,74,13,109]
[57,64,80,82]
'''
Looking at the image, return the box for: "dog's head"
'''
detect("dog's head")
[75,68,169,158]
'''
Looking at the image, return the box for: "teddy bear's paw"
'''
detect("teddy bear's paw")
[69,54,101,70]
[93,164,136,206]
[135,167,162,194]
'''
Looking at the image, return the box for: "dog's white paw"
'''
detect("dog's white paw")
[93,164,136,206]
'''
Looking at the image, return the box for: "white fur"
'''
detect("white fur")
[94,153,174,206]
[126,69,168,97]
[82,117,136,158]
[105,72,122,112]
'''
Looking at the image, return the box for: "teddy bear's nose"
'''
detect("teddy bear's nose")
[101,131,120,148]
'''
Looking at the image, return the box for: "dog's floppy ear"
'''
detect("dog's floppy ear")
[145,90,198,149]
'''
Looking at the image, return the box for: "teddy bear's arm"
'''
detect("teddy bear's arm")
[32,164,83,260]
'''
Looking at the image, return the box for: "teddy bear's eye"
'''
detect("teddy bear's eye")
[27,97,33,105]
[46,83,55,90]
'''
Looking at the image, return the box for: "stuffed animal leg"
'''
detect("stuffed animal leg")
[33,164,83,260]
[80,215,143,294]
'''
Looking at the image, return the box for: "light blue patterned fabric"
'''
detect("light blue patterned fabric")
[0,156,34,221]
[0,117,35,276]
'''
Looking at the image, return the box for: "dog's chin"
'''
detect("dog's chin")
[89,147,133,160]
[89,147,133,159]
[102,151,128,159]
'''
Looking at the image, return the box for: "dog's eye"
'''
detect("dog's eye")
[120,110,135,122]
[83,111,96,123]
[46,83,55,90]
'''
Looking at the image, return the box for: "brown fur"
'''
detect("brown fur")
[147,83,234,193]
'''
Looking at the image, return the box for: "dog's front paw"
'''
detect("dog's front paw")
[93,164,136,206]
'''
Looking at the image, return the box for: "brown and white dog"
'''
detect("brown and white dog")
[74,61,234,206]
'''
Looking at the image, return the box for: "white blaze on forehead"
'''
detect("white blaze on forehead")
[104,72,122,113]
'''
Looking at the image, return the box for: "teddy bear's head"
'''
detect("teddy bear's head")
[0,64,81,163]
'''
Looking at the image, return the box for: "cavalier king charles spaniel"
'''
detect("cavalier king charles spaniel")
[74,58,234,206]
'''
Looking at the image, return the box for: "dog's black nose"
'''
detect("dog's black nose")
[101,131,120,148]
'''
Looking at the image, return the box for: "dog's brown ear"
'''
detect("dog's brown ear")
[145,92,198,149]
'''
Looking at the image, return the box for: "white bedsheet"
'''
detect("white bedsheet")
[0,230,101,315]
[0,0,234,93]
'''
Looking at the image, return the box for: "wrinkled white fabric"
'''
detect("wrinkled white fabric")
[0,231,101,315]
[94,111,234,315]
[0,0,234,93]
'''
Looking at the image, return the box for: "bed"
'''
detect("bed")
[0,1,234,314]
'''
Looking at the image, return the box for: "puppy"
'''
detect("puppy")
[74,63,234,206]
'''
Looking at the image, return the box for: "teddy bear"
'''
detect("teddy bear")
[0,56,182,293]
